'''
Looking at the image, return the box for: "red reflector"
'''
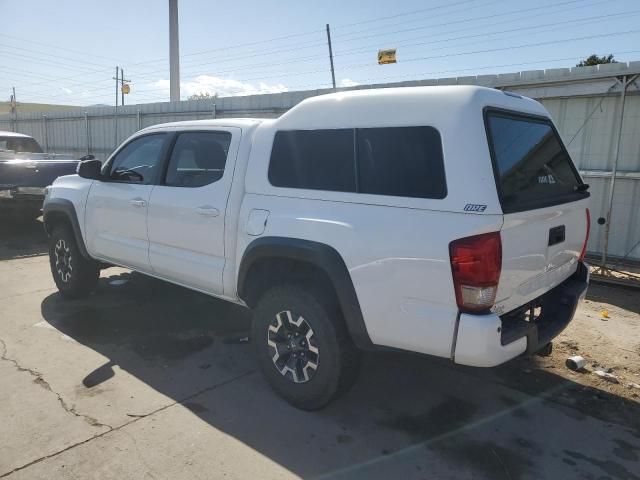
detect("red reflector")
[579,208,590,261]
[449,232,502,313]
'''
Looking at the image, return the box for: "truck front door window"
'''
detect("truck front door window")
[107,134,166,184]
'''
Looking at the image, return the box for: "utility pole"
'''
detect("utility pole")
[120,67,131,106]
[326,24,336,90]
[113,66,119,148]
[169,0,180,102]
[10,87,17,132]
[113,66,119,108]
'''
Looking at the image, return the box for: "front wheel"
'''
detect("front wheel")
[252,285,361,410]
[48,225,99,299]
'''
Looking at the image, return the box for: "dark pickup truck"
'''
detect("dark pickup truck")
[0,131,81,220]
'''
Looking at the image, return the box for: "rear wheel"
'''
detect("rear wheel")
[252,284,360,410]
[48,225,99,299]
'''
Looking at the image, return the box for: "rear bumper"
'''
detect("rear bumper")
[0,187,45,213]
[453,262,589,367]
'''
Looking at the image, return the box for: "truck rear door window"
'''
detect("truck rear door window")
[485,110,586,213]
[165,131,231,187]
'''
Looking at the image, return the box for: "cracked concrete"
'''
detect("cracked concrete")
[0,369,255,479]
[0,338,112,431]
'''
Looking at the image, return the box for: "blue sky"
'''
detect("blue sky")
[2,0,640,106]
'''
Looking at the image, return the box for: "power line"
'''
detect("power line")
[331,0,487,32]
[331,0,598,43]
[122,8,634,87]
[1,0,605,95]
[0,48,104,74]
[124,0,487,71]
[15,47,640,106]
[125,2,485,69]
[390,28,640,66]
[332,0,497,37]
[125,0,604,81]
[0,42,111,69]
[320,49,640,86]
[331,0,611,55]
[0,32,122,63]
[27,25,640,103]
[336,9,640,59]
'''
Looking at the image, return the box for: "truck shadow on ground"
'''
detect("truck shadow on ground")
[40,270,640,480]
[0,216,47,261]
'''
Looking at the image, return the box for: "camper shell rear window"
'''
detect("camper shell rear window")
[484,108,588,214]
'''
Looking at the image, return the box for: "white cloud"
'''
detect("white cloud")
[149,75,289,99]
[61,87,73,95]
[340,78,360,87]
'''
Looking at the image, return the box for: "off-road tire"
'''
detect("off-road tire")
[252,284,361,410]
[48,225,99,299]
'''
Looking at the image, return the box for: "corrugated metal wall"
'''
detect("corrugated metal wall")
[1,63,639,261]
[539,94,640,263]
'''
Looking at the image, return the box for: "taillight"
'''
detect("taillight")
[579,208,590,262]
[449,232,502,313]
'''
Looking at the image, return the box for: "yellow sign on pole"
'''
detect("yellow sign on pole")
[378,48,397,65]
[121,84,131,94]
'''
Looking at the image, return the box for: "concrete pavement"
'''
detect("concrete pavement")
[0,221,638,479]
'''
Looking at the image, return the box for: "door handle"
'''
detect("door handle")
[195,206,220,217]
[129,198,146,208]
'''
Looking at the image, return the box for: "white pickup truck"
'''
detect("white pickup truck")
[43,86,590,409]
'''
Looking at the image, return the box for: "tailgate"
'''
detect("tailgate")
[495,199,589,314]
[0,159,78,188]
[484,108,590,315]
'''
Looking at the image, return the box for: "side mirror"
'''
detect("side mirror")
[77,159,103,180]
[80,154,95,161]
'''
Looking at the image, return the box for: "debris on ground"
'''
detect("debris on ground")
[222,335,250,344]
[566,355,586,371]
[560,339,580,351]
[593,369,620,384]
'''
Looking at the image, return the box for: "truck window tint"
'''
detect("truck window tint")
[486,112,583,213]
[356,126,446,199]
[108,134,166,184]
[268,129,356,192]
[0,137,43,154]
[165,132,231,187]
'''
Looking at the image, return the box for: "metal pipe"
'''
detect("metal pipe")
[114,66,119,149]
[84,112,90,155]
[601,75,637,268]
[42,115,48,151]
[169,0,180,102]
[137,109,142,130]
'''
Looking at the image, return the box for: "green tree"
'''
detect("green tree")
[188,92,218,101]
[577,54,617,67]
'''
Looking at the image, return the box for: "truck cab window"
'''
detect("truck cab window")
[106,134,166,184]
[165,131,231,187]
[0,136,43,154]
